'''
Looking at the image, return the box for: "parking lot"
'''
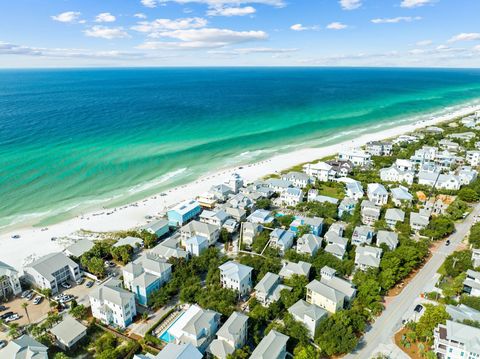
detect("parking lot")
[0,294,51,326]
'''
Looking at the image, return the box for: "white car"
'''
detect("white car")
[5,313,20,322]
[61,282,71,289]
[33,296,43,305]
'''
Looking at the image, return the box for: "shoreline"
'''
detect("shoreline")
[1,103,480,270]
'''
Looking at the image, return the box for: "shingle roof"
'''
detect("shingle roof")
[25,252,78,282]
[50,315,87,346]
[306,279,344,304]
[250,330,289,359]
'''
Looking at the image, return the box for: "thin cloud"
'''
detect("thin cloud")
[290,23,319,31]
[51,11,82,23]
[84,26,131,39]
[95,13,116,23]
[339,0,362,10]
[132,17,208,34]
[448,33,480,42]
[400,0,436,8]
[416,40,432,46]
[207,6,256,16]
[134,13,147,19]
[371,16,421,24]
[326,22,348,30]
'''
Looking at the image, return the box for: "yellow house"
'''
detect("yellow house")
[306,279,344,313]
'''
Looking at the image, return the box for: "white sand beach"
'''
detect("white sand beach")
[1,104,480,270]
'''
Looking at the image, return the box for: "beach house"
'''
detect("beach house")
[365,141,392,156]
[279,260,311,279]
[289,216,323,236]
[380,166,414,185]
[142,219,170,238]
[49,315,87,351]
[360,200,381,226]
[0,335,48,359]
[306,279,345,313]
[185,235,209,256]
[376,230,399,250]
[167,304,220,353]
[279,187,303,206]
[269,228,295,254]
[199,209,230,227]
[391,186,413,206]
[296,233,322,256]
[410,212,430,232]
[466,150,480,166]
[338,149,372,167]
[367,183,389,206]
[247,209,274,224]
[344,180,364,200]
[355,246,383,271]
[207,312,248,359]
[167,199,202,226]
[385,208,405,229]
[433,320,480,359]
[89,279,136,328]
[303,162,336,181]
[219,261,253,296]
[113,236,144,252]
[281,171,313,188]
[180,220,220,246]
[122,253,172,306]
[63,239,94,259]
[0,260,22,298]
[147,343,202,359]
[241,222,262,246]
[319,266,356,304]
[150,237,188,261]
[254,272,291,306]
[23,252,81,294]
[351,225,375,246]
[224,172,243,194]
[338,198,357,218]
[288,299,327,338]
[463,269,480,296]
[250,330,289,359]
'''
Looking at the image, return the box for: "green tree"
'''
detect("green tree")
[69,304,87,320]
[460,294,480,311]
[443,250,473,277]
[8,323,20,339]
[414,304,450,341]
[110,245,133,265]
[421,216,455,240]
[53,353,71,359]
[293,344,320,359]
[469,223,480,249]
[256,198,272,210]
[21,302,30,324]
[458,187,479,202]
[446,199,469,220]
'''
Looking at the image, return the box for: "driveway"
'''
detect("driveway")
[346,202,480,359]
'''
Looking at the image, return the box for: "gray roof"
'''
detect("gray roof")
[367,183,388,195]
[288,299,327,321]
[391,186,413,201]
[320,273,356,300]
[89,279,134,307]
[279,261,311,278]
[181,220,219,236]
[376,230,399,249]
[324,231,348,247]
[156,343,202,359]
[282,171,311,182]
[50,315,87,345]
[208,339,234,359]
[216,311,248,342]
[0,260,18,277]
[250,330,289,359]
[254,272,279,294]
[25,252,78,282]
[324,244,346,258]
[306,279,344,304]
[143,219,169,233]
[0,334,48,359]
[355,246,382,268]
[296,234,322,254]
[444,320,480,353]
[385,209,405,222]
[219,261,253,282]
[446,304,480,323]
[181,307,220,338]
[63,239,94,258]
[410,212,430,226]
[113,236,144,249]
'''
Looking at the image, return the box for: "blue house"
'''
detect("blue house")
[289,216,324,236]
[143,219,170,238]
[167,199,202,227]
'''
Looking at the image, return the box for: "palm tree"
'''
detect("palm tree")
[8,323,20,339]
[21,302,31,324]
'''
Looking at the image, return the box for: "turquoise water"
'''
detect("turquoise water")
[159,312,185,343]
[1,67,480,230]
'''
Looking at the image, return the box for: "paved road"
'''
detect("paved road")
[347,203,480,359]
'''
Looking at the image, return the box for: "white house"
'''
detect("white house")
[208,312,248,359]
[296,234,322,256]
[288,299,327,338]
[351,225,375,246]
[168,304,220,353]
[395,159,415,172]
[433,320,480,359]
[279,261,311,279]
[376,230,399,250]
[436,174,461,191]
[270,229,295,254]
[150,343,202,359]
[150,237,188,261]
[225,172,244,194]
[0,335,48,359]
[63,239,94,258]
[266,179,293,193]
[338,149,372,167]
[23,252,81,294]
[380,166,414,185]
[89,279,136,328]
[219,261,253,296]
[250,330,288,359]
[385,208,405,229]
[463,269,480,296]
[466,150,480,167]
[410,212,430,232]
[50,315,87,350]
[0,260,22,298]
[303,162,336,182]
[247,209,274,224]
[180,220,220,246]
[457,166,478,185]
[367,183,389,206]
[281,172,312,188]
[365,141,392,156]
[199,209,230,227]
[355,246,382,271]
[185,235,209,257]
[391,186,413,206]
[279,187,304,206]
[360,200,381,226]
[242,222,263,246]
[319,266,356,304]
[306,279,345,313]
[344,180,364,200]
[254,272,291,306]
[418,170,440,187]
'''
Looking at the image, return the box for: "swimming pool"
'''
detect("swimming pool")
[158,312,185,343]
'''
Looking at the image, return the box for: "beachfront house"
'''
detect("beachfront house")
[289,216,324,236]
[122,253,172,306]
[296,234,322,257]
[113,236,144,252]
[433,320,480,359]
[207,312,248,359]
[180,220,220,246]
[199,209,230,227]
[147,343,202,359]
[167,304,221,353]
[0,335,48,359]
[0,260,22,298]
[385,208,405,229]
[351,225,375,246]
[89,279,136,328]
[279,187,304,206]
[254,272,291,306]
[269,228,295,254]
[142,219,170,238]
[410,212,430,232]
[225,172,243,194]
[355,246,383,271]
[219,261,253,296]
[49,315,87,351]
[23,252,81,294]
[167,199,202,226]
[320,266,356,304]
[391,186,413,206]
[306,279,345,314]
[367,183,389,206]
[288,299,327,338]
[338,149,372,167]
[250,330,289,359]
[63,239,94,259]
[360,200,381,226]
[303,162,336,182]
[150,237,188,261]
[463,269,480,296]
[327,160,354,177]
[266,179,293,193]
[209,184,234,202]
[281,171,313,188]
[365,141,392,156]
[376,230,399,250]
[439,139,461,152]
[279,260,311,279]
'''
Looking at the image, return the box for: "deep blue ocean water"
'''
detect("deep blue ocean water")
[1,67,480,229]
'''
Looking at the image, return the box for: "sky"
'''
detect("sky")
[0,0,479,68]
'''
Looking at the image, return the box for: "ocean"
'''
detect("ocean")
[1,67,480,230]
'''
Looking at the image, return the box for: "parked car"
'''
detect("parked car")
[11,234,20,239]
[0,340,7,349]
[61,282,71,289]
[59,294,74,303]
[414,304,424,313]
[85,281,94,288]
[21,290,32,298]
[0,305,7,312]
[33,296,43,305]
[76,278,84,285]
[446,239,451,246]
[26,292,34,300]
[0,311,14,320]
[5,313,20,322]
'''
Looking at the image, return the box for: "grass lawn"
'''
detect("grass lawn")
[317,183,345,199]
